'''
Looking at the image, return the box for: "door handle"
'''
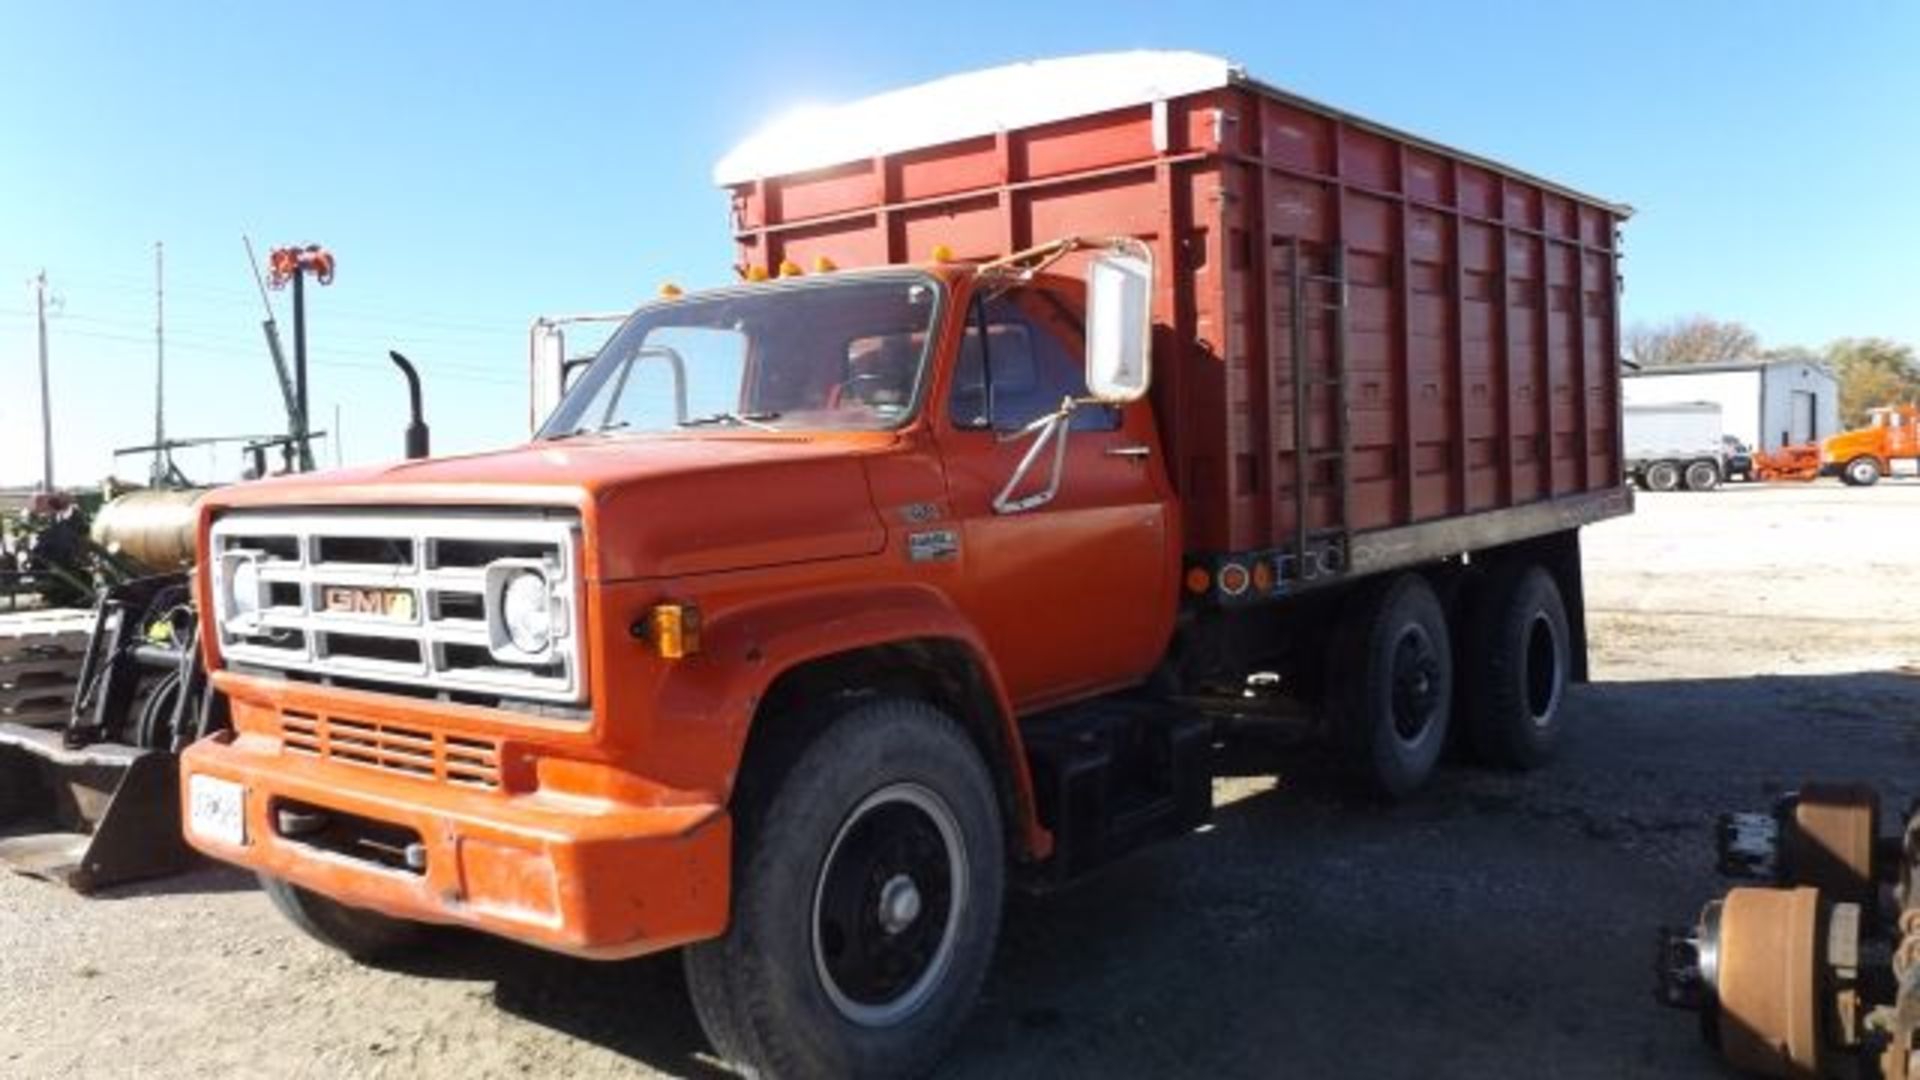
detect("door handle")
[1106,445,1152,459]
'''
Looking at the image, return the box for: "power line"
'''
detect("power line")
[0,264,538,335]
[26,325,521,386]
[1,310,521,383]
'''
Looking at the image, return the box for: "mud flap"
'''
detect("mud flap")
[0,722,195,892]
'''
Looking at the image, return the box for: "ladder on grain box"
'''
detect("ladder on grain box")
[1282,237,1351,585]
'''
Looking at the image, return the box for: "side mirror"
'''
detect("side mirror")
[528,320,569,436]
[1084,249,1153,402]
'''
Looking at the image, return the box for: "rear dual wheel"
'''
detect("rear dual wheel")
[1462,564,1571,770]
[1327,574,1453,799]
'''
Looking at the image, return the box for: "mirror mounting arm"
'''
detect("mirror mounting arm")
[992,396,1082,515]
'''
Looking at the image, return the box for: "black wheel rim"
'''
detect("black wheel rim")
[1525,612,1562,725]
[1389,625,1442,744]
[812,782,966,1026]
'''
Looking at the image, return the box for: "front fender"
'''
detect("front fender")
[625,580,1049,859]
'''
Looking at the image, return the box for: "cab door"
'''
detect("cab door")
[932,283,1177,710]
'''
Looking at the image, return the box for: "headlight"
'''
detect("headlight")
[500,570,554,655]
[226,557,262,624]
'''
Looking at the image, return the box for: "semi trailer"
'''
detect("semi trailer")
[178,52,1631,1078]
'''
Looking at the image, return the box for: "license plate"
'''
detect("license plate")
[187,774,247,847]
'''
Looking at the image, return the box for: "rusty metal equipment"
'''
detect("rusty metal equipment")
[1660,784,1920,1078]
[0,574,219,891]
[1755,444,1823,482]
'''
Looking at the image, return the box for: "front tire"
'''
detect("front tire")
[1326,573,1453,799]
[1843,456,1880,487]
[1463,564,1572,769]
[258,874,422,962]
[685,698,1004,1080]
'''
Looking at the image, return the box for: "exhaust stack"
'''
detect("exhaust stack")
[388,350,430,460]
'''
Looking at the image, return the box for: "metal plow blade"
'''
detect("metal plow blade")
[0,722,193,893]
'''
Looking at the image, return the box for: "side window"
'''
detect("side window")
[949,290,1119,433]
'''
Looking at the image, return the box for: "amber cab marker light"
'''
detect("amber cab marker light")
[776,259,803,278]
[659,282,684,298]
[745,264,770,282]
[812,255,837,273]
[930,243,954,264]
[636,602,703,659]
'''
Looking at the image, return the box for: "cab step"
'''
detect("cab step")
[1018,696,1213,887]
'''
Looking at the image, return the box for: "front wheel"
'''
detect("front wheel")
[1843,456,1880,487]
[258,874,422,962]
[684,698,1004,1080]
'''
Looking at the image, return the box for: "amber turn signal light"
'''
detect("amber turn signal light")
[637,603,702,659]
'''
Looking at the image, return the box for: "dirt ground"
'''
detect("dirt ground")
[4,482,1919,1079]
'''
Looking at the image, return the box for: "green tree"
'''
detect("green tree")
[1824,338,1920,427]
[1625,316,1760,367]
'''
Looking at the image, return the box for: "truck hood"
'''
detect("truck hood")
[205,434,893,581]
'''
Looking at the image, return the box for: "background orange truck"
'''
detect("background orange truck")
[1753,403,1920,484]
[178,53,1631,1077]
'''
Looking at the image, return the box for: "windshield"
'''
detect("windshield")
[539,274,942,437]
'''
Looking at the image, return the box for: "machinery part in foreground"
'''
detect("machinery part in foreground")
[1718,784,1884,907]
[89,488,210,573]
[0,574,219,891]
[1662,782,1920,1079]
[1660,887,1861,1078]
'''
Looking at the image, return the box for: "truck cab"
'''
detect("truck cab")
[182,246,1174,1075]
[1824,403,1920,485]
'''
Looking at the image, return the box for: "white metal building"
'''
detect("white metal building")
[1621,359,1840,451]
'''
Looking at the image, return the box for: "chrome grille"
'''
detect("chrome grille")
[210,511,584,704]
[280,709,502,789]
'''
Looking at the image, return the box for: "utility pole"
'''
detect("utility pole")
[152,241,168,486]
[30,270,54,491]
[333,403,343,468]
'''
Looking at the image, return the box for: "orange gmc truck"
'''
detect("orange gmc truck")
[180,53,1632,1077]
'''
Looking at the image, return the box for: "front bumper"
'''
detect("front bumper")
[182,675,730,960]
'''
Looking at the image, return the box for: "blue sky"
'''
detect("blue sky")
[2,2,1915,486]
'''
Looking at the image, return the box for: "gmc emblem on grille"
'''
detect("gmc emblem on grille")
[322,586,416,620]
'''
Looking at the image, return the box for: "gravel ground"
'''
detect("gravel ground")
[4,482,1919,1078]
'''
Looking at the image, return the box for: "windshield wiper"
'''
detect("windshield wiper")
[678,411,781,431]
[546,420,630,441]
